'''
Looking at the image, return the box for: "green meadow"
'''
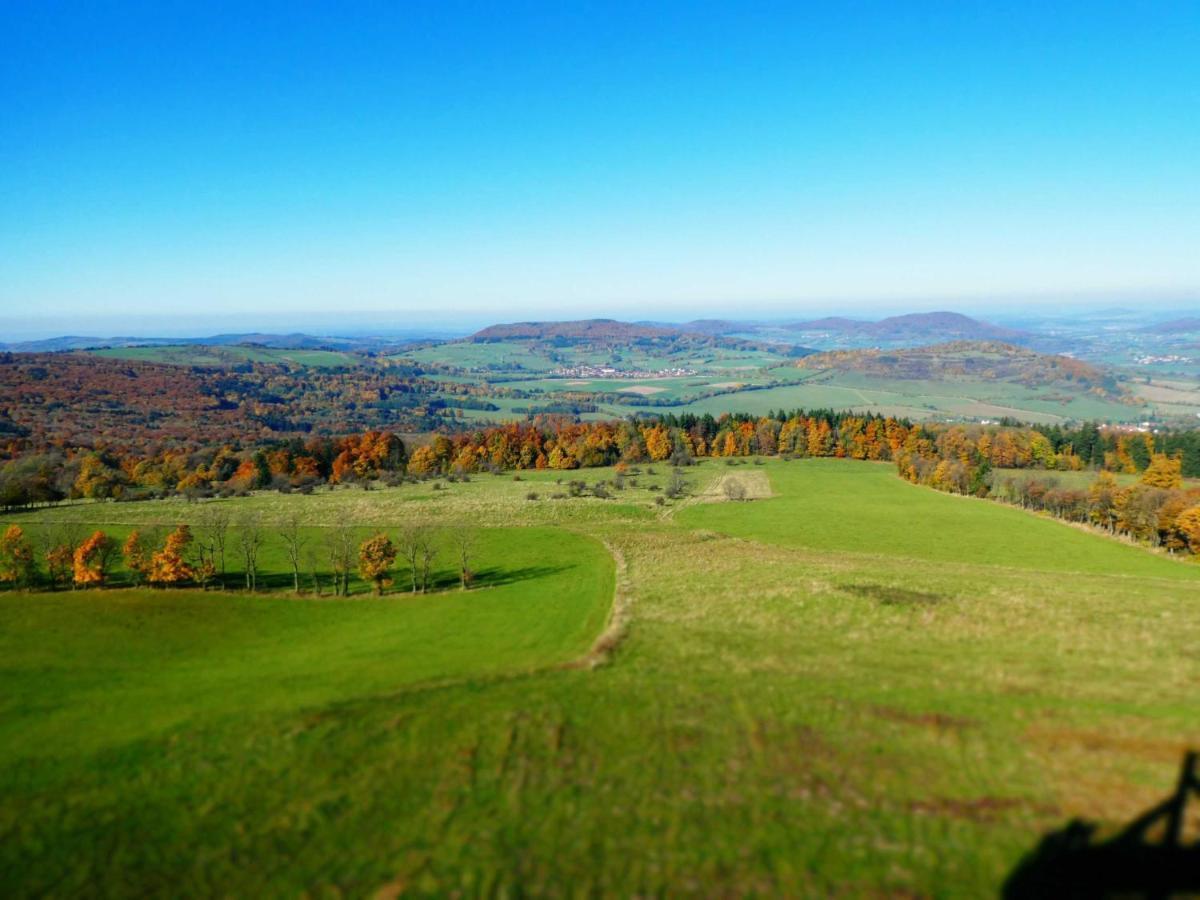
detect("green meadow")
[2,459,1198,896]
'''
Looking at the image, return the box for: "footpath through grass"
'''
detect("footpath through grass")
[1,459,1198,896]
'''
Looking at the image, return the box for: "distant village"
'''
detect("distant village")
[552,364,697,379]
[1134,354,1191,365]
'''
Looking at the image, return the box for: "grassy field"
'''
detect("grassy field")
[2,459,1198,896]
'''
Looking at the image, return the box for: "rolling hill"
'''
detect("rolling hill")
[797,341,1126,399]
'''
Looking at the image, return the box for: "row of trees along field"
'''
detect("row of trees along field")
[0,516,478,596]
[3,409,1200,509]
[896,427,1200,555]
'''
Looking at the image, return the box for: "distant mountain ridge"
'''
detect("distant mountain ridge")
[1142,317,1200,334]
[469,319,684,342]
[0,332,437,353]
[786,311,1027,343]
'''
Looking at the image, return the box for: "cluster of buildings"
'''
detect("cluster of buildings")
[552,364,697,379]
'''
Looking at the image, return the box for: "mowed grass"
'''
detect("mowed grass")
[0,527,612,764]
[2,460,1199,896]
[678,459,1199,579]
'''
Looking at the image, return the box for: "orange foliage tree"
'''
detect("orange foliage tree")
[122,529,154,585]
[149,526,195,587]
[73,530,117,588]
[0,525,36,587]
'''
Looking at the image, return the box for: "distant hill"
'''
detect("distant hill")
[673,319,747,336]
[786,311,1028,344]
[797,340,1126,399]
[1142,317,1200,334]
[470,319,685,342]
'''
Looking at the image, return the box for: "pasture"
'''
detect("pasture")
[2,459,1198,896]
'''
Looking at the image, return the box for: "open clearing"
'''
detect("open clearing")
[698,468,774,501]
[2,459,1198,896]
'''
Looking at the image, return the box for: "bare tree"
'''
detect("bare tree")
[236,513,264,591]
[304,547,324,597]
[396,524,426,594]
[450,528,476,590]
[279,510,306,593]
[52,522,87,590]
[324,523,355,597]
[197,505,231,583]
[723,478,747,502]
[419,528,439,593]
[95,534,121,583]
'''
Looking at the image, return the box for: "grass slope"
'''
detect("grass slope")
[0,527,612,766]
[2,460,1198,896]
[679,459,1197,579]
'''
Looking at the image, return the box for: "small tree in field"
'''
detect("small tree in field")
[358,532,397,596]
[45,543,73,590]
[73,530,118,588]
[196,505,231,582]
[280,511,306,593]
[451,528,476,590]
[0,525,36,588]
[150,526,195,587]
[123,529,153,586]
[723,478,747,502]
[325,523,356,596]
[397,524,428,593]
[236,514,264,591]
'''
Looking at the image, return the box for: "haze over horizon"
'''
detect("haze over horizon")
[3,2,1198,330]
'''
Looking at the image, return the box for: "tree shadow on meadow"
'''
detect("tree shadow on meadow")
[841,583,948,606]
[1003,751,1200,899]
[208,563,572,596]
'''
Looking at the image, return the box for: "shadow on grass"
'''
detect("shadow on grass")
[386,564,573,594]
[841,583,948,606]
[202,563,572,596]
[1003,751,1200,899]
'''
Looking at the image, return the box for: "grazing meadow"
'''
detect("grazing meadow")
[2,459,1198,896]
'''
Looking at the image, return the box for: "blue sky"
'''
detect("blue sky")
[2,1,1198,334]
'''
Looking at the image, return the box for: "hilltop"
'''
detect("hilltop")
[797,340,1125,399]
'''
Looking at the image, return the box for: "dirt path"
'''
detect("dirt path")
[561,539,631,670]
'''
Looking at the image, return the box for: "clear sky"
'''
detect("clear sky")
[2,1,1198,334]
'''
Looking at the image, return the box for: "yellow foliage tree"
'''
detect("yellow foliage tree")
[1177,506,1200,553]
[1140,454,1183,489]
[406,445,439,476]
[358,532,397,595]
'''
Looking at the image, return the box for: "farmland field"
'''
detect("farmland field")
[387,336,1168,425]
[2,459,1198,896]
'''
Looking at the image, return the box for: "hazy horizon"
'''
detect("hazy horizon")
[3,292,1199,342]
